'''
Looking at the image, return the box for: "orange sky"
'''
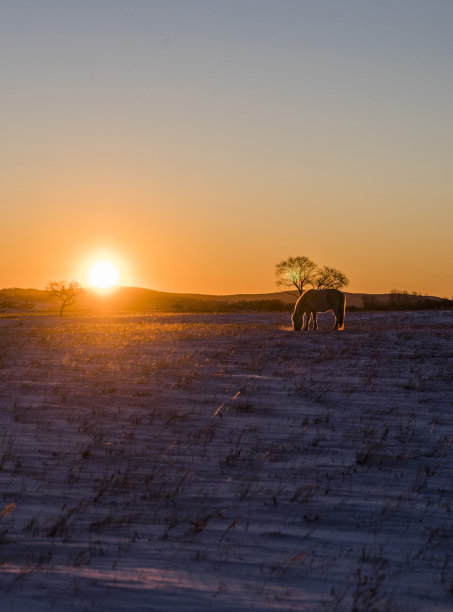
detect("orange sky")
[1,2,452,297]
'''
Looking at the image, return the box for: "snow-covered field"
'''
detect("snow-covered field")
[0,310,452,611]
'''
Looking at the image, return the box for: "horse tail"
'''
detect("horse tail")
[336,292,346,330]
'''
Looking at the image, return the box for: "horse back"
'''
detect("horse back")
[297,288,343,313]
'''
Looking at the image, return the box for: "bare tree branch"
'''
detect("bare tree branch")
[46,280,82,317]
[275,256,317,296]
[313,266,349,290]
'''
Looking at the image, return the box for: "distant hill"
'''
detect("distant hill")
[0,286,451,314]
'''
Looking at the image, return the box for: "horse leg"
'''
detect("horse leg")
[327,308,337,331]
[312,312,318,330]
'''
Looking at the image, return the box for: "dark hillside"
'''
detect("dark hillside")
[1,286,451,314]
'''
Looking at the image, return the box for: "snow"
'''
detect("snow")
[0,310,452,610]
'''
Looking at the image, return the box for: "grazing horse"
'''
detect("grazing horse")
[292,289,346,331]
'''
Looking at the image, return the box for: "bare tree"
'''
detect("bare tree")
[275,256,317,297]
[312,266,349,290]
[46,280,82,317]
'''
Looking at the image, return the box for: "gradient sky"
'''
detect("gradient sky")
[1,0,452,296]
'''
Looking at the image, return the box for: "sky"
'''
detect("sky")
[1,0,452,296]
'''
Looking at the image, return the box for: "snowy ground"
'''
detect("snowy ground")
[0,310,452,611]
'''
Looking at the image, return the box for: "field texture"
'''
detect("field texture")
[0,311,452,611]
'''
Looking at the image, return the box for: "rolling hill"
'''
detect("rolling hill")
[1,286,451,315]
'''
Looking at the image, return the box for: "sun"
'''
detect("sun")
[88,259,120,290]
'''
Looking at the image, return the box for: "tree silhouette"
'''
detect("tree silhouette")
[275,256,317,296]
[46,280,82,317]
[275,257,349,297]
[312,266,349,290]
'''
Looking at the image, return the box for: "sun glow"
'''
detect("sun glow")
[88,260,120,290]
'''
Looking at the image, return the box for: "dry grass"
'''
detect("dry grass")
[0,310,452,611]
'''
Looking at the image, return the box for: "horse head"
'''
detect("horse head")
[292,310,303,331]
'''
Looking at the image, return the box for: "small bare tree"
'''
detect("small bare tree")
[312,266,349,290]
[46,280,82,317]
[275,256,317,297]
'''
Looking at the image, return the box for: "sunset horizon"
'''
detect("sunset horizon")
[0,281,450,301]
[2,245,452,298]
